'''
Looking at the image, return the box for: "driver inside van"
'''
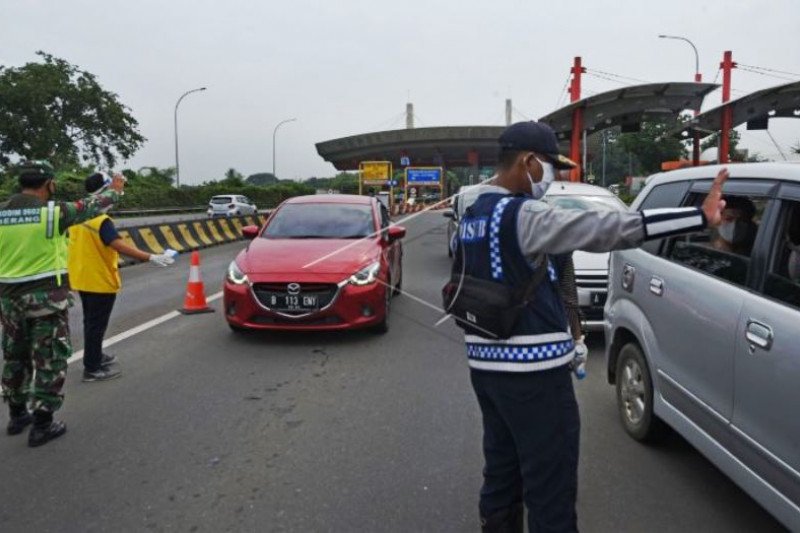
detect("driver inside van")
[711,196,758,256]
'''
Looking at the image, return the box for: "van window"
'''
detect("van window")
[663,193,766,288]
[211,196,232,204]
[762,200,800,310]
[636,181,690,254]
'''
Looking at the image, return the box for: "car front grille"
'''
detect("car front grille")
[575,272,608,290]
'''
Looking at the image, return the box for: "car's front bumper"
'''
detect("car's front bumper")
[576,269,609,332]
[223,277,387,331]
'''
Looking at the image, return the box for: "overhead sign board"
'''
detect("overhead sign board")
[406,167,443,185]
[359,161,392,186]
[360,162,391,180]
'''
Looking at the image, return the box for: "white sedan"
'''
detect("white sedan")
[543,181,628,331]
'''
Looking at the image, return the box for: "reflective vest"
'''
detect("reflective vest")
[457,193,575,372]
[0,202,68,284]
[68,214,121,293]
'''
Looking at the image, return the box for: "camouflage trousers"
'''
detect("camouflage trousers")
[0,287,73,413]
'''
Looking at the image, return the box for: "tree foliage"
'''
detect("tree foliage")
[0,51,145,168]
[246,172,279,186]
[615,119,687,175]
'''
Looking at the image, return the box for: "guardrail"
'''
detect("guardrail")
[116,213,271,268]
[111,206,208,218]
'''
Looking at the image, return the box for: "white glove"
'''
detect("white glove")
[148,253,175,267]
[571,336,588,379]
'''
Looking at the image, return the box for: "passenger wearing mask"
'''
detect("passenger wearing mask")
[712,196,758,256]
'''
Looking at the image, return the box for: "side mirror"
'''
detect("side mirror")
[242,225,260,240]
[387,226,406,242]
[442,209,455,220]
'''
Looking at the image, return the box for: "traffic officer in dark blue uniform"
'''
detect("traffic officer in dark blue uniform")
[456,122,729,532]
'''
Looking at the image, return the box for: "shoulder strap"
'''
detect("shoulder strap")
[521,254,549,303]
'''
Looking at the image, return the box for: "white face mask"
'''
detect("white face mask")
[717,219,750,244]
[527,157,555,200]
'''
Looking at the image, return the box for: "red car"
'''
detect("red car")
[224,194,405,333]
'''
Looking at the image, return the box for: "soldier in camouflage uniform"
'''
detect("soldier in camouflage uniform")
[0,160,124,447]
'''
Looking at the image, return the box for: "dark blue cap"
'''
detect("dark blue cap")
[498,121,577,170]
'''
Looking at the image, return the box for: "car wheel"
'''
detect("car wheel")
[373,286,390,334]
[615,342,668,443]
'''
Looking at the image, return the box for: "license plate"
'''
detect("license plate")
[591,292,607,306]
[269,294,318,311]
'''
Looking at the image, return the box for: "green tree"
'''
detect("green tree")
[699,129,768,162]
[615,119,687,175]
[246,172,278,186]
[223,168,244,187]
[0,51,145,167]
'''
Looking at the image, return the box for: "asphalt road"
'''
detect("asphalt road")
[0,212,786,532]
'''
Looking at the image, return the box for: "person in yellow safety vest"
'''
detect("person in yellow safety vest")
[0,161,125,447]
[68,173,176,383]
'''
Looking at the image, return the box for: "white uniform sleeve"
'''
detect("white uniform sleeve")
[515,200,706,257]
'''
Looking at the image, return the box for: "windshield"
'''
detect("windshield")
[262,203,376,239]
[210,196,232,204]
[544,195,626,212]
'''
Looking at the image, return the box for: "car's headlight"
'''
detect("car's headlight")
[227,260,249,285]
[348,261,380,286]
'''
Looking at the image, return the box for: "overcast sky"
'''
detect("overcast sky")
[3,0,799,183]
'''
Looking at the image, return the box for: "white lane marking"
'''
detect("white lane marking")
[67,291,224,365]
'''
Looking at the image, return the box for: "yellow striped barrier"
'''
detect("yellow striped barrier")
[114,214,269,268]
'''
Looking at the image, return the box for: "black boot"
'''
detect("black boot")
[28,410,66,448]
[6,403,33,436]
[480,503,524,533]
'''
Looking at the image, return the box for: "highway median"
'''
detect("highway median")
[115,213,269,267]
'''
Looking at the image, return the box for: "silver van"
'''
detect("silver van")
[604,163,800,529]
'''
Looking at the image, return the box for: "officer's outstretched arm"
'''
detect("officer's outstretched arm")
[58,190,121,232]
[517,169,728,257]
[59,173,125,231]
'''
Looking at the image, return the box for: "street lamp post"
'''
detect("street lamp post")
[272,118,297,179]
[174,87,207,188]
[658,34,700,82]
[659,34,702,165]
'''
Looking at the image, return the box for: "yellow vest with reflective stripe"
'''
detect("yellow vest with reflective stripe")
[67,214,121,294]
[0,202,68,284]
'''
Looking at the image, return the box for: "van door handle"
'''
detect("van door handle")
[745,319,773,352]
[649,277,664,296]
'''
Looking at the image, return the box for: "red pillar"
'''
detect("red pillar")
[719,51,737,164]
[692,72,702,166]
[568,57,585,182]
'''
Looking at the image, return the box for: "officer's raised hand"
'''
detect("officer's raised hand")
[111,173,126,193]
[701,168,729,227]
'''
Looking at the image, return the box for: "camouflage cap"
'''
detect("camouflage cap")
[17,160,56,179]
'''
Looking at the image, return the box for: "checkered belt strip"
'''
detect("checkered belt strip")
[466,340,575,362]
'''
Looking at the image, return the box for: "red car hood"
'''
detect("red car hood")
[239,237,381,276]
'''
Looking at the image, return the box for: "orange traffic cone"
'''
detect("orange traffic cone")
[179,251,214,314]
